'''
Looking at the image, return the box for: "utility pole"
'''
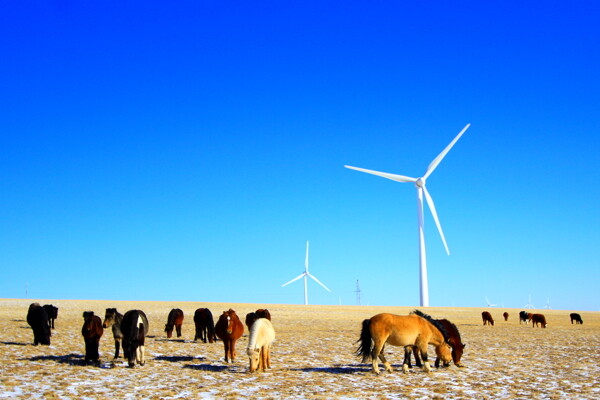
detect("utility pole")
[355,280,361,306]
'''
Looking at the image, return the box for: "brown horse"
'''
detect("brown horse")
[165,308,184,338]
[503,312,509,321]
[482,311,494,326]
[215,309,244,363]
[245,308,272,329]
[409,317,465,368]
[356,310,452,374]
[194,308,216,343]
[82,311,104,364]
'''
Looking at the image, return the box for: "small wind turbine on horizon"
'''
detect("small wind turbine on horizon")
[544,297,551,309]
[485,297,497,307]
[345,124,470,307]
[281,241,331,305]
[524,295,535,309]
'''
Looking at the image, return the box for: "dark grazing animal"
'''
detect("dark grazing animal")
[103,308,124,360]
[215,309,244,363]
[245,308,272,329]
[42,304,59,329]
[570,313,583,324]
[408,317,465,368]
[503,312,509,322]
[193,308,216,343]
[121,310,149,367]
[519,311,530,324]
[482,311,494,326]
[355,310,452,374]
[82,311,104,364]
[26,303,51,345]
[164,308,184,338]
[530,313,547,328]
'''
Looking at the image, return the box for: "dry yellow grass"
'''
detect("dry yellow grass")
[1,299,599,399]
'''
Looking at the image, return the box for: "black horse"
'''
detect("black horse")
[519,311,530,324]
[121,310,149,367]
[193,308,216,343]
[42,304,58,329]
[82,311,103,364]
[26,303,51,345]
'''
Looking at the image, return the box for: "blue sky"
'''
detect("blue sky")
[1,2,599,310]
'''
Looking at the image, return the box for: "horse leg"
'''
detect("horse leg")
[265,344,271,369]
[114,338,121,360]
[223,340,231,362]
[372,340,391,374]
[416,341,432,372]
[176,324,182,338]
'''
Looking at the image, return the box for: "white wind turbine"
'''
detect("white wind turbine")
[345,124,470,307]
[485,297,497,307]
[524,295,535,309]
[281,241,331,305]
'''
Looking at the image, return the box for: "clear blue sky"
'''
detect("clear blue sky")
[1,2,598,310]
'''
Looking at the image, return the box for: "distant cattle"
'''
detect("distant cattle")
[82,311,104,364]
[570,313,583,325]
[193,308,216,343]
[26,303,51,345]
[164,308,184,338]
[42,304,58,329]
[519,311,529,324]
[482,311,494,326]
[530,313,547,328]
[503,312,509,322]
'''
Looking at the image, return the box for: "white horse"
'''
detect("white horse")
[246,318,275,372]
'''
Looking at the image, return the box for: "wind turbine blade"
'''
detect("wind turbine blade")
[281,273,306,287]
[422,186,450,255]
[305,241,309,271]
[423,124,470,179]
[308,273,331,292]
[345,165,417,183]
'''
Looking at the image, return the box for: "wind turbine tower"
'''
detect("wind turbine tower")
[345,124,470,307]
[355,280,361,306]
[281,241,331,305]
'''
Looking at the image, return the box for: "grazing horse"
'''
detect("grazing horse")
[246,318,275,372]
[103,308,124,360]
[570,313,583,324]
[121,310,149,367]
[482,311,494,326]
[519,311,530,324]
[530,313,547,328]
[355,310,452,374]
[26,303,51,346]
[215,309,244,363]
[503,312,509,322]
[82,311,104,364]
[245,308,272,330]
[165,308,184,338]
[193,308,216,343]
[408,318,466,368]
[43,304,59,329]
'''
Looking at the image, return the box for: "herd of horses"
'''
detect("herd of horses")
[481,310,584,328]
[25,303,585,374]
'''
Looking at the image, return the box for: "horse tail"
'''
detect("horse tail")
[207,311,216,343]
[355,319,373,363]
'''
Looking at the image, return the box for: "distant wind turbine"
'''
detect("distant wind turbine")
[345,124,470,307]
[544,297,551,309]
[485,297,497,307]
[524,295,535,309]
[281,241,331,305]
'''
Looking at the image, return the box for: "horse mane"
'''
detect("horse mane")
[411,309,451,345]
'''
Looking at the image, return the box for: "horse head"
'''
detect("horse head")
[222,309,238,334]
[103,308,117,329]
